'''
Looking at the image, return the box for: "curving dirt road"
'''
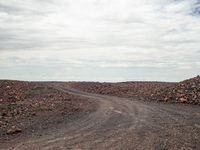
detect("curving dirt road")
[1,83,200,150]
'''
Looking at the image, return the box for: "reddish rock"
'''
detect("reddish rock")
[179,97,188,103]
[6,126,22,135]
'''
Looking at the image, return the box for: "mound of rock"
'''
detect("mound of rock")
[151,76,200,105]
[69,76,200,105]
[68,81,174,100]
[0,80,30,103]
[0,81,96,136]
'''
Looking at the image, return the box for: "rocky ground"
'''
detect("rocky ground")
[150,75,200,105]
[0,77,200,149]
[0,80,96,138]
[68,81,173,99]
[1,76,199,137]
[1,82,200,150]
[69,76,200,105]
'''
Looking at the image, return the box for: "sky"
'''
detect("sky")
[0,0,200,82]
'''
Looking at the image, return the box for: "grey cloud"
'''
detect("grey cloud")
[0,3,20,14]
[0,5,45,16]
[191,0,200,16]
[0,0,199,81]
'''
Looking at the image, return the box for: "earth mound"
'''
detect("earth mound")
[151,76,200,105]
[68,81,174,100]
[69,76,200,105]
[0,80,95,137]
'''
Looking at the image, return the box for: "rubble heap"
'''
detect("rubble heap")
[70,76,200,105]
[0,80,30,103]
[151,76,200,105]
[69,81,174,100]
[0,81,94,135]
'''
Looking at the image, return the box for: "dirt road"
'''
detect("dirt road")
[1,83,200,150]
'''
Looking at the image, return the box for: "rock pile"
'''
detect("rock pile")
[69,76,200,105]
[69,81,174,100]
[0,80,30,103]
[151,76,200,105]
[0,81,95,136]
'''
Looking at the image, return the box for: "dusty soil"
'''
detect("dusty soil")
[0,77,200,150]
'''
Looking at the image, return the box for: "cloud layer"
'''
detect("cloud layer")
[0,0,200,81]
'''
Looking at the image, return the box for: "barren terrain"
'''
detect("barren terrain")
[0,76,200,149]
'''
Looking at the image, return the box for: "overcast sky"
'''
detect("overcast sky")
[0,0,200,82]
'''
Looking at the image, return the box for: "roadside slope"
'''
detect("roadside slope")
[150,75,200,105]
[69,76,200,105]
[0,80,96,141]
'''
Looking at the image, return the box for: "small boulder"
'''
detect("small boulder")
[179,97,187,103]
[6,126,22,135]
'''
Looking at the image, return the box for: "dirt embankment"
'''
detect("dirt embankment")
[69,76,200,105]
[68,81,174,98]
[0,80,96,137]
[150,75,200,105]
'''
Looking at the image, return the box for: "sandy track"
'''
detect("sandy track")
[2,83,200,150]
